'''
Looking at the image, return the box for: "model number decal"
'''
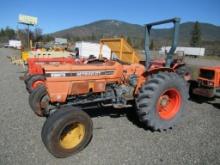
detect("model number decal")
[76,71,114,76]
[46,70,114,77]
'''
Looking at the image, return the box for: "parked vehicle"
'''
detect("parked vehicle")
[75,41,111,59]
[29,18,189,158]
[192,66,220,98]
[160,46,205,58]
[6,40,22,49]
[23,57,81,93]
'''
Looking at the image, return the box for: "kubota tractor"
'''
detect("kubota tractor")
[192,66,220,98]
[23,57,83,93]
[29,18,189,158]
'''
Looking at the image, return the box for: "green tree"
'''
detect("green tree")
[140,38,145,49]
[190,21,201,47]
[33,28,43,42]
[72,36,81,42]
[0,27,16,43]
[127,36,132,45]
[0,28,5,36]
[42,35,54,42]
[150,40,154,50]
[63,33,72,42]
[4,27,16,39]
[90,33,97,41]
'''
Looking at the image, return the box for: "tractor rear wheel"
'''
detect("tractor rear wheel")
[26,75,45,93]
[136,72,188,131]
[29,85,49,117]
[41,106,93,158]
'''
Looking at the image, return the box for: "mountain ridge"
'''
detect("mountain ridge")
[52,19,220,43]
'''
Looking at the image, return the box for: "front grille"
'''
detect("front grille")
[199,69,215,80]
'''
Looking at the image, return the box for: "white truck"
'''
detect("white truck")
[5,40,22,49]
[160,46,205,58]
[75,41,111,59]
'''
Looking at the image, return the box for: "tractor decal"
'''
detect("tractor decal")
[45,70,115,77]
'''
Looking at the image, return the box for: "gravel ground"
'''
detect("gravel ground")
[185,57,220,67]
[0,48,220,165]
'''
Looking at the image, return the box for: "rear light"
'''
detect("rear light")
[208,81,214,86]
[198,79,214,87]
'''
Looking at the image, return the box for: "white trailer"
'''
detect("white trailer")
[75,41,111,59]
[160,46,205,57]
[8,40,22,49]
[55,38,67,44]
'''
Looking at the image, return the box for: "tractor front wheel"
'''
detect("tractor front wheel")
[29,85,49,117]
[41,106,93,158]
[24,72,32,84]
[26,75,45,93]
[136,72,188,131]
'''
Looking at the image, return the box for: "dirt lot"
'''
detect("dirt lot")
[0,48,220,165]
[185,57,220,67]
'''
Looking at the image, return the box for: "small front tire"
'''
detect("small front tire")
[29,85,49,117]
[26,75,45,93]
[41,107,93,158]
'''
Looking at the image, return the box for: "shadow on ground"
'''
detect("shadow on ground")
[188,80,220,109]
[83,107,144,129]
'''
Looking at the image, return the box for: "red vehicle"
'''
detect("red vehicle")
[24,57,82,93]
[28,18,189,158]
[192,66,220,98]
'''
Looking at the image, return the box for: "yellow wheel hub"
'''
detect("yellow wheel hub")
[60,123,85,149]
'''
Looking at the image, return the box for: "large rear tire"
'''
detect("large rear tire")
[136,72,188,131]
[26,75,45,93]
[29,85,49,117]
[41,107,93,158]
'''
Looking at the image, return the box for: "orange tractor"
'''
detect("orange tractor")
[29,18,189,158]
[192,66,220,98]
[23,57,81,93]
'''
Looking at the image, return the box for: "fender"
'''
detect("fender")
[172,63,185,70]
[145,67,174,76]
[135,67,175,94]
